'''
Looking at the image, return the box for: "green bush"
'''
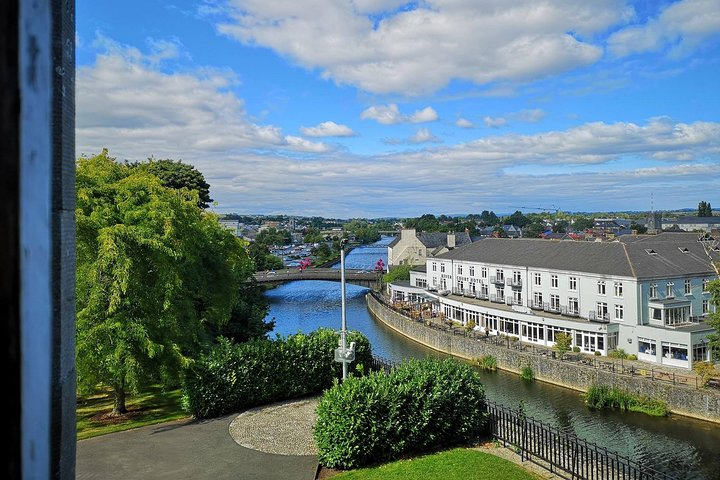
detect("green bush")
[627,354,637,361]
[594,351,601,356]
[477,355,498,371]
[572,346,581,353]
[585,385,668,417]
[609,348,629,359]
[519,365,534,381]
[182,329,372,418]
[314,358,489,469]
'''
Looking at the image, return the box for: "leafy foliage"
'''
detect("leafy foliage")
[131,158,213,208]
[76,150,263,413]
[476,355,497,371]
[182,329,371,418]
[609,348,629,359]
[698,201,713,217]
[585,385,668,417]
[693,361,719,387]
[552,332,572,358]
[706,279,720,360]
[314,358,489,469]
[383,264,413,283]
[519,365,534,381]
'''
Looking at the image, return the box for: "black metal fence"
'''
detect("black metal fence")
[486,401,674,480]
[370,355,675,480]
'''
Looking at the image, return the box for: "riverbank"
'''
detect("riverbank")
[366,292,720,423]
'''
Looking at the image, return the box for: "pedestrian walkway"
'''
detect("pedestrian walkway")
[76,408,318,480]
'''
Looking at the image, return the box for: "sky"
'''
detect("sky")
[76,0,720,218]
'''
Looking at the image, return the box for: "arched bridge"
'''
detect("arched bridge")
[254,268,381,288]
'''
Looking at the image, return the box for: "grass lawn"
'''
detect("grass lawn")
[331,448,539,480]
[76,385,189,440]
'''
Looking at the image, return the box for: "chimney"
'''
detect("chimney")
[447,232,456,249]
[401,228,416,240]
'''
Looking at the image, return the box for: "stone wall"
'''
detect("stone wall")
[367,293,720,423]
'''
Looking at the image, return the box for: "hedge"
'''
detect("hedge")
[182,328,372,418]
[314,358,489,469]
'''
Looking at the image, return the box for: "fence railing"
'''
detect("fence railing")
[369,354,674,480]
[486,401,673,480]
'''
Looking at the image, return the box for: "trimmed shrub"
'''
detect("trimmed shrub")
[572,346,581,353]
[609,348,629,359]
[594,350,601,356]
[314,358,489,469]
[627,354,638,361]
[182,328,371,418]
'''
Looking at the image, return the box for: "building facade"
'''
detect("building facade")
[389,233,718,370]
[387,228,472,267]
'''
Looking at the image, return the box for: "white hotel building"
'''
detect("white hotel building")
[388,233,719,370]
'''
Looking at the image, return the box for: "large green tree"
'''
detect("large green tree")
[699,201,713,217]
[76,151,262,414]
[131,158,213,208]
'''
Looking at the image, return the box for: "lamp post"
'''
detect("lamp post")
[340,238,348,380]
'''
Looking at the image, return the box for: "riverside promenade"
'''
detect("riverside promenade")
[367,291,720,423]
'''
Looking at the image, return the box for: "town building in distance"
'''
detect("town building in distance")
[388,232,719,370]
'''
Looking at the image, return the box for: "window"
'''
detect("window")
[551,275,558,288]
[440,263,445,273]
[533,273,541,286]
[513,270,522,284]
[703,278,710,292]
[614,282,623,298]
[481,267,487,278]
[703,300,709,314]
[496,269,504,281]
[550,294,560,310]
[597,302,608,320]
[469,266,474,276]
[568,297,579,314]
[432,262,437,272]
[513,290,522,304]
[615,304,624,321]
[457,265,463,275]
[649,283,658,299]
[597,281,606,295]
[666,282,674,298]
[497,288,505,300]
[569,276,577,291]
[685,279,691,295]
[534,291,543,306]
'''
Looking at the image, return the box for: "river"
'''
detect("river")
[266,237,720,479]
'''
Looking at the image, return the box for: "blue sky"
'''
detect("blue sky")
[76,0,720,217]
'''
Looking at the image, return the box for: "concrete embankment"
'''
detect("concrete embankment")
[366,292,720,423]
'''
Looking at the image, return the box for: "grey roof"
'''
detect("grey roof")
[387,236,401,247]
[418,231,472,248]
[663,216,720,225]
[435,233,717,279]
[411,265,427,272]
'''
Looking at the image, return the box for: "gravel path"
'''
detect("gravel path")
[229,396,320,456]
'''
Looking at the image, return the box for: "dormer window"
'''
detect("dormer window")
[678,247,690,254]
[645,249,657,255]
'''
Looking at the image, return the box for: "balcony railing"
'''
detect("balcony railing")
[505,278,522,287]
[506,297,522,306]
[490,294,504,303]
[528,300,543,310]
[544,302,561,313]
[588,311,610,323]
[476,292,489,300]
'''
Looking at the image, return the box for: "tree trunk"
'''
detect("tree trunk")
[111,385,127,416]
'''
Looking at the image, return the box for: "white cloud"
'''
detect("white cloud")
[608,0,720,58]
[408,106,439,123]
[283,136,329,152]
[360,103,438,124]
[410,128,442,144]
[300,121,357,137]
[455,118,474,128]
[76,38,328,159]
[483,116,508,128]
[215,0,629,94]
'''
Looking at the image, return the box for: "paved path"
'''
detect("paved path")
[76,410,318,480]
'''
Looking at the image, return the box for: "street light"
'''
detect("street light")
[334,238,355,380]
